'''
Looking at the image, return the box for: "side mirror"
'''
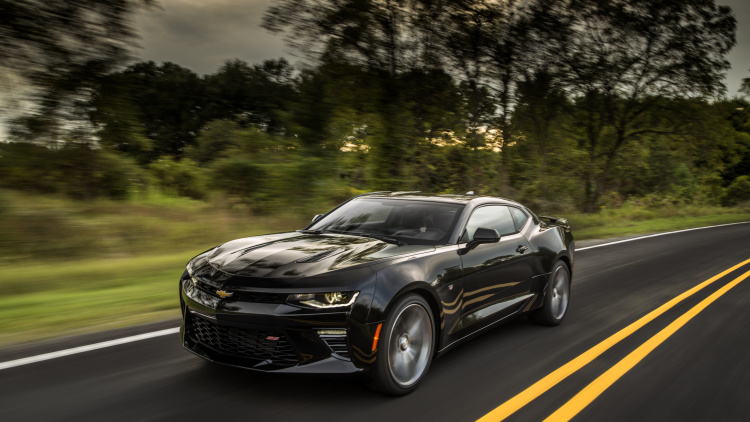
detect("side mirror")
[311,214,323,223]
[473,227,500,244]
[463,227,500,253]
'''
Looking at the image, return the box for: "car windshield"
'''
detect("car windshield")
[308,198,465,245]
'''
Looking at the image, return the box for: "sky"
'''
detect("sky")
[134,0,750,95]
[134,0,286,74]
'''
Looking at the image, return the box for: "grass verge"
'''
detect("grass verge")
[0,253,191,345]
[569,207,750,239]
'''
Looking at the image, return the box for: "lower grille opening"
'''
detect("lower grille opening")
[189,312,299,367]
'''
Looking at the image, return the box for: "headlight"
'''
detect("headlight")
[287,291,359,309]
[182,277,196,294]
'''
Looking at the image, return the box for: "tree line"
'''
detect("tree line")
[1,0,750,213]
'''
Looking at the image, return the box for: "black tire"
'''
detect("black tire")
[529,261,571,326]
[369,293,435,396]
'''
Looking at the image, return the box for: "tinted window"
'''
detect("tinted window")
[309,198,464,245]
[525,207,540,225]
[510,207,529,230]
[462,205,516,242]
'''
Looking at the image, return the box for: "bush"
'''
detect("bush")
[211,156,268,202]
[57,145,143,200]
[0,142,60,194]
[723,175,750,206]
[0,142,142,200]
[185,119,242,164]
[696,173,724,206]
[149,157,207,199]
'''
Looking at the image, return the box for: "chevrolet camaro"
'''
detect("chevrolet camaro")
[179,192,574,395]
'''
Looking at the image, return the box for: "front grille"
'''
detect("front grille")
[192,283,287,303]
[320,335,350,359]
[232,291,288,303]
[189,313,299,366]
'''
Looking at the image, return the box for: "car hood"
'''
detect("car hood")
[195,232,434,279]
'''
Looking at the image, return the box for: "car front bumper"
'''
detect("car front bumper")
[179,272,380,374]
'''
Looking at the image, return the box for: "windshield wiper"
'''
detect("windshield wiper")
[348,232,405,246]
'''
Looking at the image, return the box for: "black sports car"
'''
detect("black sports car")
[179,192,574,395]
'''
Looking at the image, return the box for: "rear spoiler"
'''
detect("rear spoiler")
[539,215,569,226]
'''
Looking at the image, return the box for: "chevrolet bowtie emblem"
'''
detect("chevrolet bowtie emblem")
[216,290,234,298]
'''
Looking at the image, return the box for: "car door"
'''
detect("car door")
[455,205,536,331]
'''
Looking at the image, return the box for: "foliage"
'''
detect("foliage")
[203,58,297,133]
[723,176,750,206]
[210,156,267,202]
[185,120,244,164]
[1,0,154,138]
[0,142,142,200]
[549,0,736,211]
[148,157,206,199]
[0,0,747,215]
[0,189,306,264]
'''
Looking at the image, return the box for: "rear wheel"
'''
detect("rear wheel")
[529,261,570,326]
[369,293,434,396]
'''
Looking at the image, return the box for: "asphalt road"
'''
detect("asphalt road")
[2,223,750,422]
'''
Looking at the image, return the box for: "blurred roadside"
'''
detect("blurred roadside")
[0,188,748,348]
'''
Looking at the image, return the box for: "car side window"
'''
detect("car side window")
[510,207,529,231]
[462,205,516,242]
[525,207,541,225]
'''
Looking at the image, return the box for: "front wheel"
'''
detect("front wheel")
[369,293,434,396]
[529,261,571,326]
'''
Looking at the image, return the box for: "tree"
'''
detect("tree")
[1,0,155,137]
[203,58,297,132]
[94,61,207,159]
[426,0,507,192]
[553,0,736,211]
[185,120,244,164]
[263,0,437,188]
[89,71,153,163]
[513,68,574,200]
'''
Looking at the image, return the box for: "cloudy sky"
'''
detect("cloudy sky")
[135,0,750,95]
[134,0,286,74]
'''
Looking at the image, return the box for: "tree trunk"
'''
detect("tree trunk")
[498,130,510,197]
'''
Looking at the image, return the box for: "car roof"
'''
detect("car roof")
[355,191,526,207]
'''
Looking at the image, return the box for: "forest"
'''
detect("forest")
[1,0,750,216]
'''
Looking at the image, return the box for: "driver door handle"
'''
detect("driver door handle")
[516,245,528,254]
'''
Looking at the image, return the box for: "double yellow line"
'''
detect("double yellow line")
[477,257,750,422]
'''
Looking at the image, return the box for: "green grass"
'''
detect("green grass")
[0,253,190,345]
[0,191,748,347]
[0,189,309,264]
[568,205,750,239]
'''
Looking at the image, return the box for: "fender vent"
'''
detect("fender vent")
[235,241,275,257]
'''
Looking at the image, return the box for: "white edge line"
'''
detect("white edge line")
[0,327,180,371]
[576,220,750,251]
[2,220,749,371]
